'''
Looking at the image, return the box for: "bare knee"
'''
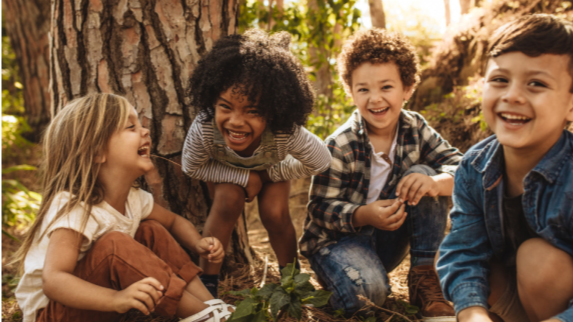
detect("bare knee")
[211,183,245,218]
[260,207,292,235]
[516,238,572,292]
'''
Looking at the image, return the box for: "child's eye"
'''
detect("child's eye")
[528,80,547,88]
[357,88,368,92]
[218,103,231,110]
[490,77,508,83]
[247,109,259,115]
[126,124,135,130]
[382,85,393,90]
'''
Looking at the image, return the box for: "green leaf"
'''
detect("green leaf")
[287,293,302,320]
[333,308,345,318]
[281,261,300,280]
[270,287,290,321]
[252,309,268,322]
[233,297,256,319]
[257,283,279,300]
[363,317,376,322]
[2,229,21,242]
[2,164,36,174]
[301,290,331,308]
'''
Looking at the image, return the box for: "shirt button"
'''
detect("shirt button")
[264,152,272,158]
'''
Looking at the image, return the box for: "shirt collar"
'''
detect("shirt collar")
[474,130,572,189]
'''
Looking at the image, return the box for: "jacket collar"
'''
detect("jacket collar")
[472,131,572,189]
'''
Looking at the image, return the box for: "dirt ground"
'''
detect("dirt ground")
[1,177,418,322]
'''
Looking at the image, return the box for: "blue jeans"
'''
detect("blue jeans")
[308,165,449,315]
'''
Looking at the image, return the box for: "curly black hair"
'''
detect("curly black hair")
[188,29,315,134]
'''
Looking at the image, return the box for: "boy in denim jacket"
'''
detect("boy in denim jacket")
[437,14,573,322]
[299,29,462,320]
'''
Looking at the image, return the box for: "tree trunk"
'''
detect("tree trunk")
[49,0,252,273]
[3,0,52,142]
[444,0,451,26]
[368,0,386,29]
[459,0,471,14]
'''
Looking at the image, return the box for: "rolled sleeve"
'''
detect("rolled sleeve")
[450,282,489,315]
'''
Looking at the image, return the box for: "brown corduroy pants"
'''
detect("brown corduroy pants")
[36,220,202,322]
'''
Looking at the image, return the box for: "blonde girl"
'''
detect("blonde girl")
[14,93,233,322]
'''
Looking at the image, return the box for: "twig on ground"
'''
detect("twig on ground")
[356,295,416,322]
[260,255,268,288]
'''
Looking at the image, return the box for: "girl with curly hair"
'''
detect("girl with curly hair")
[182,29,331,297]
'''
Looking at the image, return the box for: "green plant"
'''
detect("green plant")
[2,165,41,241]
[226,262,332,321]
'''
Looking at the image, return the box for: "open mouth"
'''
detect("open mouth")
[227,129,249,142]
[498,112,532,126]
[138,145,150,157]
[369,107,390,115]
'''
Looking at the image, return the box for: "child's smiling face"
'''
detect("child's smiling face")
[101,107,153,178]
[483,52,573,152]
[350,62,413,135]
[214,85,266,156]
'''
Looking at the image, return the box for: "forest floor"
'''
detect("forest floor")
[1,205,419,322]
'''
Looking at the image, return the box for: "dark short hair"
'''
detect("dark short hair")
[337,28,420,94]
[188,29,314,134]
[488,14,573,92]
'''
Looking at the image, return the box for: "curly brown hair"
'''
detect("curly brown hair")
[337,28,420,94]
[188,29,314,134]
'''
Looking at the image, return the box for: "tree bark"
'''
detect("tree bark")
[368,0,386,29]
[49,0,252,273]
[3,0,52,142]
[444,0,451,26]
[459,0,471,14]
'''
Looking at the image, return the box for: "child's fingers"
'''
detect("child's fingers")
[130,298,151,315]
[386,211,408,231]
[406,179,424,205]
[411,183,430,206]
[397,175,416,201]
[140,277,164,292]
[131,289,158,315]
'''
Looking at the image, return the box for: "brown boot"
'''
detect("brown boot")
[408,265,455,322]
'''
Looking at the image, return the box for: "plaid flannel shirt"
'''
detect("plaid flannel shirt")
[299,109,463,258]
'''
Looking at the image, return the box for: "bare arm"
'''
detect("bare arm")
[43,228,163,315]
[145,203,224,263]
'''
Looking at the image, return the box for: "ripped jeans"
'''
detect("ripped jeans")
[307,165,449,316]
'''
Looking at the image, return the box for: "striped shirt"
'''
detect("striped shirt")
[299,109,463,257]
[182,112,331,187]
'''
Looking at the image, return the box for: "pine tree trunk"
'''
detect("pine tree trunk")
[49,0,253,273]
[368,0,386,29]
[3,0,52,142]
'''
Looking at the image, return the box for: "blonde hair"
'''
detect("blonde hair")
[13,93,132,273]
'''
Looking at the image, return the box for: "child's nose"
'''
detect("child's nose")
[502,83,526,105]
[228,111,245,126]
[141,127,150,137]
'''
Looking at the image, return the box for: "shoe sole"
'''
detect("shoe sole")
[420,316,456,322]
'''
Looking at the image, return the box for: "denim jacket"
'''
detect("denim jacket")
[437,131,573,322]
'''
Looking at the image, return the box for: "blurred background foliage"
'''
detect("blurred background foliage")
[2,21,41,242]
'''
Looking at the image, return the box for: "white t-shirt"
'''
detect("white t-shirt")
[15,187,154,322]
[366,130,398,204]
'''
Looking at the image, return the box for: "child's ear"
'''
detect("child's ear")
[94,153,106,164]
[566,92,573,123]
[403,86,415,101]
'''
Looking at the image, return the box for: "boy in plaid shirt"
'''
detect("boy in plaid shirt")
[299,29,462,320]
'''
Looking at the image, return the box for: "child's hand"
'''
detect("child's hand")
[364,199,407,231]
[245,171,263,202]
[195,237,225,263]
[396,173,440,206]
[111,277,164,315]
